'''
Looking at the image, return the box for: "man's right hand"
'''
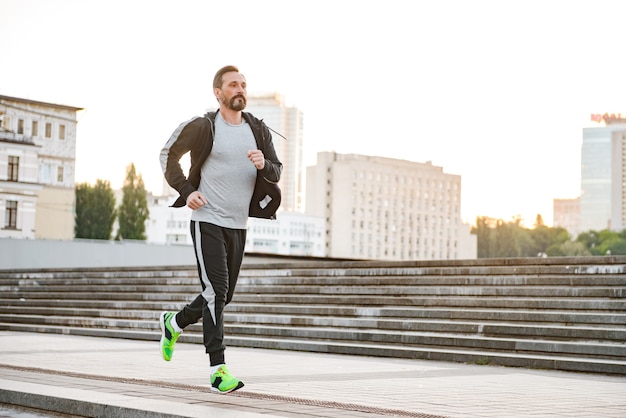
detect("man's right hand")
[186,191,207,210]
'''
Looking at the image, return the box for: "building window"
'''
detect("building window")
[58,124,66,140]
[8,156,19,182]
[40,164,51,183]
[1,116,10,130]
[5,200,18,229]
[32,120,39,137]
[45,122,52,138]
[57,166,64,182]
[17,119,24,134]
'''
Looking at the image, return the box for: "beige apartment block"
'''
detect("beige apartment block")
[0,95,82,240]
[306,152,476,261]
[553,197,581,238]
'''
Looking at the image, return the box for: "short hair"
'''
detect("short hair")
[213,65,240,89]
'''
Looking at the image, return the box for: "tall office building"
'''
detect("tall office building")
[580,114,626,231]
[0,95,82,239]
[306,152,476,261]
[245,93,304,212]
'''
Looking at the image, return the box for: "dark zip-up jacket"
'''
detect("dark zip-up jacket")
[160,110,283,219]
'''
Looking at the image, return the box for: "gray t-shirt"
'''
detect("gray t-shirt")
[190,112,257,229]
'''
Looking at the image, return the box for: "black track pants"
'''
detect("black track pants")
[175,221,246,366]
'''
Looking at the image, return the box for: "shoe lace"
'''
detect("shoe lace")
[215,366,231,378]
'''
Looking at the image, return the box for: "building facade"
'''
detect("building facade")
[245,93,304,212]
[147,91,325,257]
[553,197,581,237]
[611,127,626,231]
[580,114,626,231]
[246,212,325,257]
[0,95,81,239]
[306,152,476,261]
[145,188,325,257]
[145,189,193,245]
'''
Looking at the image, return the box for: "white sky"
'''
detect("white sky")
[1,0,625,226]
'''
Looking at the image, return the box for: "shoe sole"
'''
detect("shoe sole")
[159,312,171,361]
[210,381,245,394]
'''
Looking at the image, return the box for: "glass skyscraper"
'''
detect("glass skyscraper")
[580,120,626,231]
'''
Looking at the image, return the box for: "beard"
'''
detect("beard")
[222,94,247,111]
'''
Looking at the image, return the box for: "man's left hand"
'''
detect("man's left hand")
[247,150,265,170]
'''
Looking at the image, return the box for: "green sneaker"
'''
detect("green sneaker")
[159,311,181,361]
[211,365,245,393]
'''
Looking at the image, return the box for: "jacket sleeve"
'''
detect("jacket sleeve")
[159,117,202,205]
[258,123,283,184]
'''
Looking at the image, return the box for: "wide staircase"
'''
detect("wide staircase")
[1,256,625,375]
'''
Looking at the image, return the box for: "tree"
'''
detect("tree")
[547,241,590,257]
[75,180,116,239]
[529,225,570,256]
[472,214,626,258]
[494,219,519,257]
[594,230,626,255]
[75,183,90,238]
[472,216,497,258]
[116,163,150,240]
[605,239,626,255]
[574,229,626,255]
[576,230,603,255]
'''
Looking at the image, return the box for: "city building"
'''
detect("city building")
[611,127,626,231]
[245,93,304,212]
[0,95,82,239]
[245,212,325,257]
[306,152,477,260]
[2,92,478,262]
[553,197,581,237]
[145,184,325,257]
[145,185,192,245]
[580,113,626,231]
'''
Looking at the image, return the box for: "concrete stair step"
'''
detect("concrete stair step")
[223,335,626,376]
[2,261,623,276]
[1,315,624,360]
[241,263,626,276]
[4,273,626,286]
[3,263,626,280]
[4,285,199,294]
[232,294,626,310]
[235,285,624,298]
[2,257,625,376]
[0,298,186,311]
[4,311,624,340]
[222,314,626,340]
[6,281,625,297]
[0,292,193,301]
[0,322,624,376]
[5,298,624,325]
[5,290,624,304]
[221,324,626,359]
[4,293,625,311]
[225,303,626,325]
[237,275,626,286]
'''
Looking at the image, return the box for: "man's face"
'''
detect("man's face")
[216,71,247,111]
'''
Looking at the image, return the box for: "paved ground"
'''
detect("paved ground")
[0,331,624,418]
